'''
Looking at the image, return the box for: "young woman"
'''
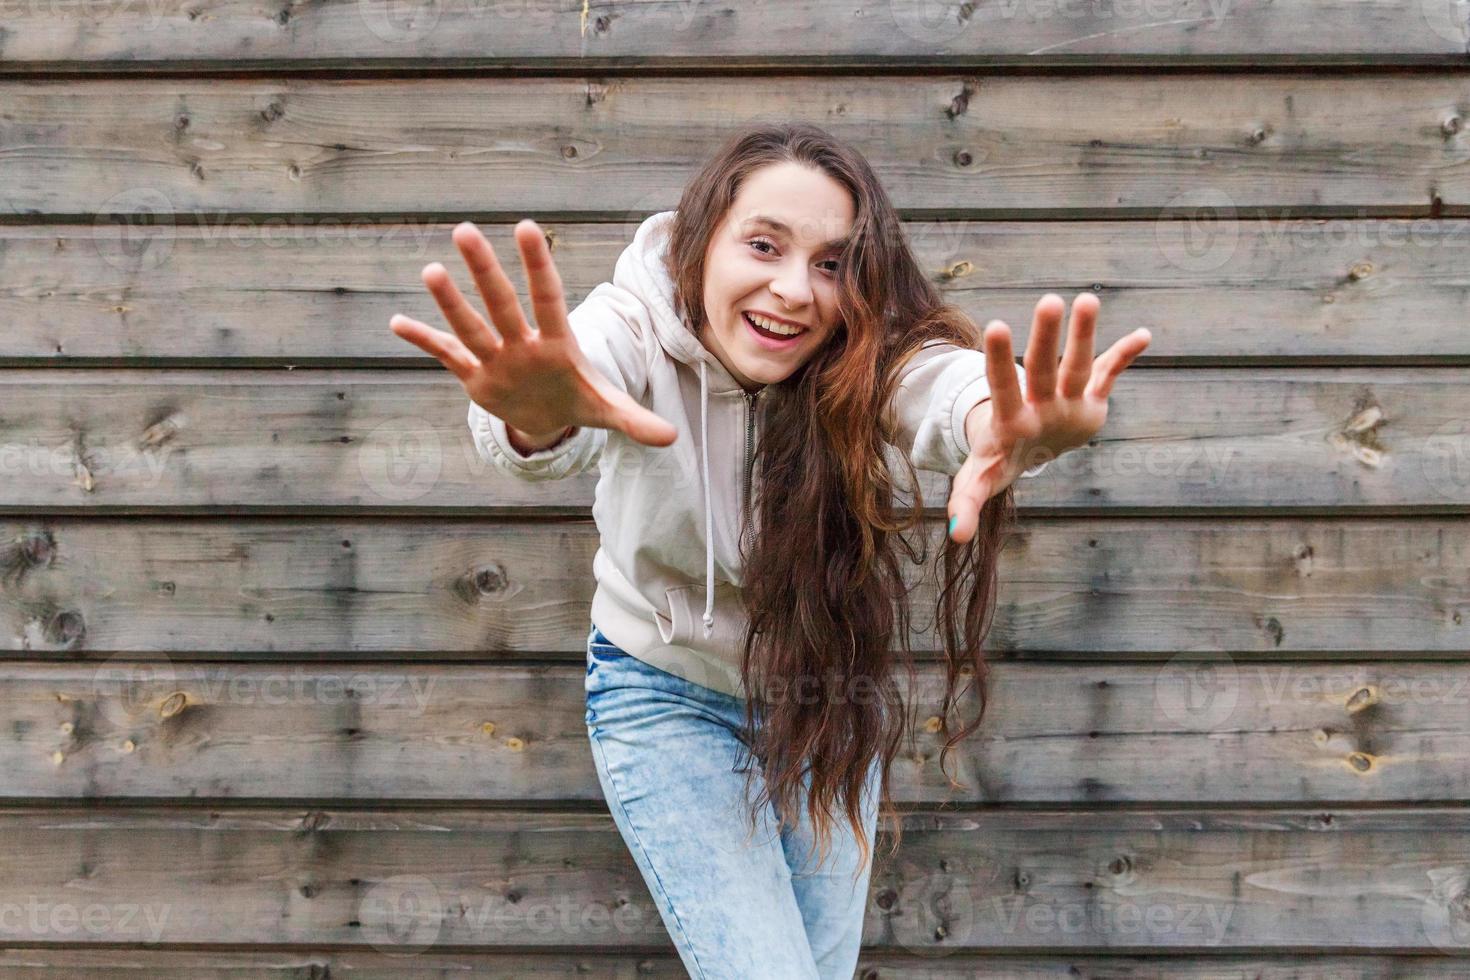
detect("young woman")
[389,123,1150,978]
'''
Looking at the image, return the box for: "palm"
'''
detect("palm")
[948,293,1151,543]
[387,219,677,448]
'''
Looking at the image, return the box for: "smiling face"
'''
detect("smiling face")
[697,161,856,391]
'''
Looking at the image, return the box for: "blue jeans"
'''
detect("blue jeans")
[584,622,881,979]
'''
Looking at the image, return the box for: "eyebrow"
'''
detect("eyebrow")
[741,215,850,251]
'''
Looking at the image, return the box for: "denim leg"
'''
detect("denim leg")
[586,637,821,979]
[781,752,882,980]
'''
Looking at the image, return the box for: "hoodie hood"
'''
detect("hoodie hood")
[622,211,745,387]
[620,209,752,636]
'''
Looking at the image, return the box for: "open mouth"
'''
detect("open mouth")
[742,311,806,345]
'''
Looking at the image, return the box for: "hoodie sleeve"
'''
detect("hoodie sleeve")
[887,340,1051,479]
[468,278,652,481]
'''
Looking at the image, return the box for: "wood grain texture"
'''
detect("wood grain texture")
[0,368,1464,511]
[2,10,1465,971]
[2,949,1468,979]
[3,75,1468,218]
[0,0,1463,67]
[1,517,1465,655]
[1,806,1466,952]
[6,659,1468,804]
[6,217,1470,364]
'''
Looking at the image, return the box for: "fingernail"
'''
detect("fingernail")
[948,515,958,534]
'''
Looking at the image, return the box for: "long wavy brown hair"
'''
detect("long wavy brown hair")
[665,122,1018,883]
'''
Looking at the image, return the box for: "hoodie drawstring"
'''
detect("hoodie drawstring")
[699,359,717,636]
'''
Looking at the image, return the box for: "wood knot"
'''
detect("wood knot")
[46,610,86,646]
[1443,115,1463,137]
[1347,751,1374,772]
[19,530,56,568]
[139,415,183,449]
[505,736,525,751]
[1293,543,1314,576]
[295,811,330,835]
[474,566,506,594]
[946,82,975,120]
[1348,261,1373,280]
[159,691,189,719]
[874,887,898,911]
[1345,405,1383,433]
[1345,685,1378,714]
[922,715,943,734]
[939,259,973,282]
[480,721,496,735]
[1330,399,1386,469]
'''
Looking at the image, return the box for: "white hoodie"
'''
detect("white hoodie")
[468,210,1045,699]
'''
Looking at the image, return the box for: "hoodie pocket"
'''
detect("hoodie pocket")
[656,584,745,652]
[654,585,697,646]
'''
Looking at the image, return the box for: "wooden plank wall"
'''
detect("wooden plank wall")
[2,2,1469,975]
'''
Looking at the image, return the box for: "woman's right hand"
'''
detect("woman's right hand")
[389,219,678,448]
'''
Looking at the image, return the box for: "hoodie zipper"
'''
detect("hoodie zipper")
[741,388,758,553]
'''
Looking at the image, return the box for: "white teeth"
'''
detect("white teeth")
[745,312,804,337]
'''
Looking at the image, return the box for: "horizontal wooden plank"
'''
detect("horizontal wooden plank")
[0,0,1463,69]
[3,950,1468,980]
[0,368,1463,512]
[6,216,1470,364]
[1,517,1465,654]
[8,659,1470,804]
[3,75,1468,218]
[1,806,1466,952]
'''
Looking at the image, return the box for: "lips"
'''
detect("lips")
[744,309,809,332]
[742,311,807,350]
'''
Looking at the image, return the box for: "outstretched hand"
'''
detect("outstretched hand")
[947,293,1151,544]
[388,219,678,449]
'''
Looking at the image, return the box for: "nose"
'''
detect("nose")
[769,260,814,309]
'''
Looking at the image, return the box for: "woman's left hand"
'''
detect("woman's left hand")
[947,292,1151,544]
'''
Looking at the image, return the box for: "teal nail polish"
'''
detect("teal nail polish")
[948,514,958,534]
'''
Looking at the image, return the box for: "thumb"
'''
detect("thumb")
[603,389,678,448]
[946,451,996,545]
